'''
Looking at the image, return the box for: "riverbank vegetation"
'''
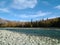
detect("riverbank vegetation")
[0,17,60,28]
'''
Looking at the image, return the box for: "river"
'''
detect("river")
[0,28,60,45]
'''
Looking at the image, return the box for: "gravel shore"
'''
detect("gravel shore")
[0,30,60,45]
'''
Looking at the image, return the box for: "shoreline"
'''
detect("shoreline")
[0,27,60,30]
[0,30,59,45]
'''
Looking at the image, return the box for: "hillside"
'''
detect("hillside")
[38,17,60,27]
[0,17,60,27]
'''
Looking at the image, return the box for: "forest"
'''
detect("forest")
[0,17,60,28]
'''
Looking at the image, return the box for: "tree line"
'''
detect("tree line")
[0,17,60,28]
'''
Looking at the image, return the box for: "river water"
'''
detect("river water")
[0,28,60,45]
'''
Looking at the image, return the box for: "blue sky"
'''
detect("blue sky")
[0,0,60,22]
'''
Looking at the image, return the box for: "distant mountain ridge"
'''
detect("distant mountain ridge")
[0,17,60,27]
[0,18,8,24]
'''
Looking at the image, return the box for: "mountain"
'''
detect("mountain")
[0,18,8,24]
[0,17,60,27]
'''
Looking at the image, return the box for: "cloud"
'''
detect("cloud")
[19,19,30,22]
[48,16,60,19]
[11,0,37,9]
[12,11,52,21]
[0,1,10,13]
[55,5,60,9]
[0,8,10,13]
[0,0,37,9]
[36,11,51,17]
[14,11,52,19]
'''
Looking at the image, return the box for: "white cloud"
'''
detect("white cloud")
[12,11,52,21]
[19,19,30,22]
[0,8,10,13]
[11,0,37,9]
[48,16,60,19]
[55,5,60,9]
[36,11,51,16]
[14,11,52,19]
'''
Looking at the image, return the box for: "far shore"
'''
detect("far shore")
[0,27,60,30]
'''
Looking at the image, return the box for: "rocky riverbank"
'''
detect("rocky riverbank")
[0,30,60,45]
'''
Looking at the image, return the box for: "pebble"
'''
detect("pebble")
[0,30,60,45]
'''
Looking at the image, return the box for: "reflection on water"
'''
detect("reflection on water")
[0,28,60,45]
